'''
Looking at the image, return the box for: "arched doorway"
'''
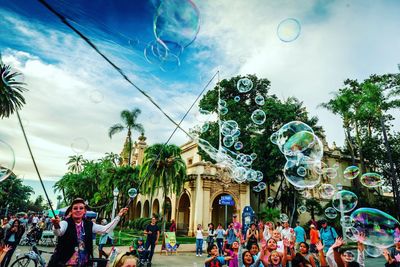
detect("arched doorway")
[212,193,235,228]
[152,199,160,216]
[135,201,142,218]
[177,193,190,235]
[164,197,172,222]
[143,200,150,218]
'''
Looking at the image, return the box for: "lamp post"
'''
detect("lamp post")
[111,187,119,220]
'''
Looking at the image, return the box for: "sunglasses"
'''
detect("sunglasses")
[72,206,85,211]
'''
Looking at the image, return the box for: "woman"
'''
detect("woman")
[195,224,204,257]
[1,220,24,267]
[216,223,225,255]
[246,223,259,250]
[207,223,216,247]
[297,242,316,267]
[48,198,128,267]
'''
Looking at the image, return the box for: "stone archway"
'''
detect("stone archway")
[177,192,190,235]
[143,200,150,218]
[152,199,160,216]
[135,201,142,218]
[211,193,236,228]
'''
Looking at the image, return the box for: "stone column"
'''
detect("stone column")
[188,181,196,236]
[193,174,204,229]
[203,179,212,226]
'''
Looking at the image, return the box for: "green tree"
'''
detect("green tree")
[0,174,33,213]
[108,109,144,166]
[140,144,187,232]
[0,56,27,118]
[197,75,322,211]
[67,154,86,174]
[304,198,323,220]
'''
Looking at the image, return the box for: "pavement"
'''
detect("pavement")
[12,244,387,267]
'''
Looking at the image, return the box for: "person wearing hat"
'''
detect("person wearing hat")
[48,198,128,267]
[309,224,320,254]
[319,219,337,253]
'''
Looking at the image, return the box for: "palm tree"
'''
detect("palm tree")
[66,154,85,173]
[108,109,144,166]
[140,144,187,233]
[0,56,27,118]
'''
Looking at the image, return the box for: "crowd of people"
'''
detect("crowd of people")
[199,216,400,267]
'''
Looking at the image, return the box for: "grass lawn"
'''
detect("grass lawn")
[99,228,196,246]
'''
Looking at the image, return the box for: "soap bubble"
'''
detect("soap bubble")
[345,227,359,241]
[246,170,257,181]
[153,0,200,49]
[332,190,358,213]
[258,182,266,190]
[201,122,209,133]
[267,197,274,203]
[297,205,307,214]
[0,140,15,182]
[253,185,261,192]
[159,53,181,72]
[319,184,336,199]
[270,132,278,144]
[342,251,355,262]
[325,168,337,179]
[351,208,400,248]
[251,109,266,125]
[343,166,360,180]
[297,166,307,177]
[234,96,240,102]
[255,95,265,105]
[221,120,239,136]
[360,173,384,188]
[277,18,301,42]
[71,137,89,154]
[219,106,228,115]
[128,188,138,198]
[255,171,263,182]
[223,136,235,147]
[282,131,316,157]
[283,158,321,189]
[365,245,383,258]
[250,153,257,160]
[219,99,227,107]
[325,207,338,219]
[280,213,289,222]
[234,141,243,150]
[237,78,253,93]
[300,189,312,199]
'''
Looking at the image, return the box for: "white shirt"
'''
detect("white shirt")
[196,229,203,239]
[53,216,120,236]
[32,216,39,224]
[281,227,293,241]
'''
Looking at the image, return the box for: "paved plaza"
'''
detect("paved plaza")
[12,243,387,267]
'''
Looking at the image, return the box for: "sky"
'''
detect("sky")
[1,0,400,203]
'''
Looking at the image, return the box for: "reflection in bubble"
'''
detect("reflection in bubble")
[343,166,360,180]
[128,188,138,198]
[251,109,266,125]
[319,184,335,199]
[255,94,265,105]
[325,207,337,219]
[332,190,358,213]
[237,78,253,93]
[280,213,289,222]
[360,173,384,188]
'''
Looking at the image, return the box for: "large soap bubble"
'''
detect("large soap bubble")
[364,245,383,258]
[283,158,321,188]
[128,188,138,198]
[153,0,200,49]
[0,140,15,182]
[237,78,253,93]
[360,173,384,188]
[277,18,301,42]
[332,190,358,213]
[343,166,360,180]
[351,208,400,248]
[282,131,316,157]
[221,120,239,137]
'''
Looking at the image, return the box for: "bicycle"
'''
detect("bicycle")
[10,238,52,267]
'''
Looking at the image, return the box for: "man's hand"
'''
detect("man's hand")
[117,208,128,217]
[331,237,344,249]
[316,241,324,252]
[2,244,11,253]
[51,216,61,229]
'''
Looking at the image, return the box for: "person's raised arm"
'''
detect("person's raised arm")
[51,216,68,236]
[93,208,128,234]
[357,232,365,267]
[332,237,345,267]
[0,244,11,264]
[383,249,394,265]
[282,238,289,267]
[316,241,328,267]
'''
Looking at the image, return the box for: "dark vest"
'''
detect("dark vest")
[48,217,93,267]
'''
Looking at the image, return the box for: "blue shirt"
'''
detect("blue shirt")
[294,226,306,243]
[319,226,338,246]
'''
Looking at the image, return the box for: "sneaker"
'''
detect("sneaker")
[196,254,199,256]
[200,254,203,257]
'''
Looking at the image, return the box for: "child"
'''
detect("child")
[205,244,232,267]
[129,237,148,264]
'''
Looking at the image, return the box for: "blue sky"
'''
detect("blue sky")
[1,0,400,202]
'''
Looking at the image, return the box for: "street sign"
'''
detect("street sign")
[221,195,233,201]
[219,199,234,206]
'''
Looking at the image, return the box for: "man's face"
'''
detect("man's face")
[322,223,327,228]
[151,218,157,224]
[71,203,86,220]
[283,222,289,228]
